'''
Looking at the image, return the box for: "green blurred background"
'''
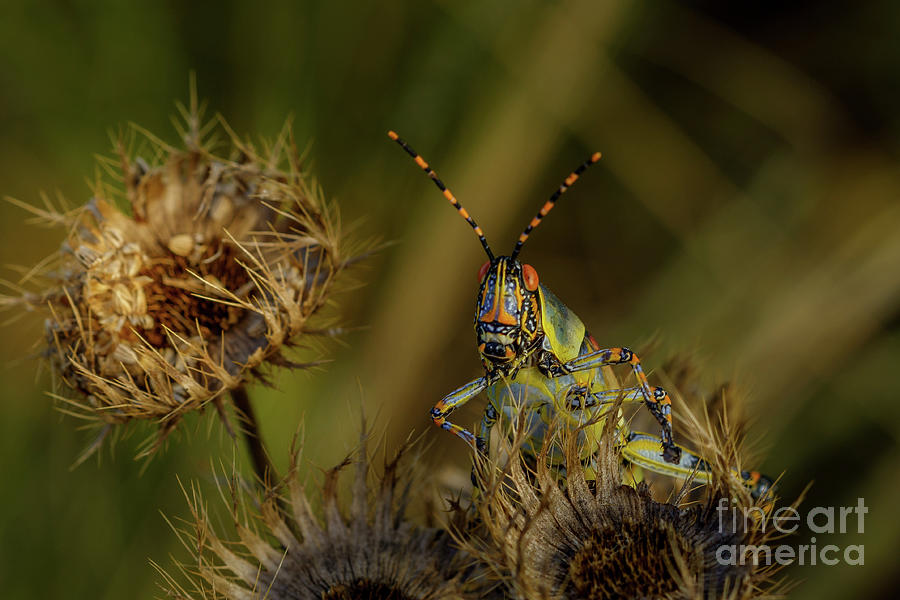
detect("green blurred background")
[1,1,899,598]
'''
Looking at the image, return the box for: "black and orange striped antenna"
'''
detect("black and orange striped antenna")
[388,131,495,261]
[509,151,601,260]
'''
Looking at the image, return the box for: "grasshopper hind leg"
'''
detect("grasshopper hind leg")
[620,431,775,500]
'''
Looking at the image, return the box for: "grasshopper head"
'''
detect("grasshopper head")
[474,256,541,373]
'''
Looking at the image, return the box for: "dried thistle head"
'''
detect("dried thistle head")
[160,423,479,600]
[5,104,356,457]
[462,397,788,600]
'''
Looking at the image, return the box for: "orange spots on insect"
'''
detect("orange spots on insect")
[414,155,428,169]
[591,151,602,162]
[478,343,486,354]
[565,173,579,186]
[517,232,528,243]
[480,288,499,322]
[522,263,539,291]
[538,201,553,217]
[477,260,490,282]
[498,289,521,325]
[457,205,470,219]
[388,130,399,140]
[747,471,761,484]
[479,259,516,325]
[504,346,515,359]
[497,306,518,325]
[475,226,485,237]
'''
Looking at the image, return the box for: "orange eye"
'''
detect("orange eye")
[477,260,491,282]
[522,263,539,291]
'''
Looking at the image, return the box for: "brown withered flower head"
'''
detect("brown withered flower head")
[462,393,788,600]
[160,422,479,600]
[5,101,353,457]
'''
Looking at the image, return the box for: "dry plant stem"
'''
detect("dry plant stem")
[230,387,278,486]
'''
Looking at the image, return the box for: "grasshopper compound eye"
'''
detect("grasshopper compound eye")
[478,260,491,283]
[522,263,539,291]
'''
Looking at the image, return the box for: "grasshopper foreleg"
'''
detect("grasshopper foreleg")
[430,377,487,449]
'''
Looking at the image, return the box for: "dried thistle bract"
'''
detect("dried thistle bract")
[160,425,478,600]
[462,399,786,600]
[7,108,351,455]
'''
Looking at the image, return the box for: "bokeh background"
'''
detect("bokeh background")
[1,1,898,598]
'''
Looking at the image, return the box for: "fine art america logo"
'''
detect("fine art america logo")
[716,498,867,566]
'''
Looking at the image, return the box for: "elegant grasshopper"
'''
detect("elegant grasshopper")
[388,131,772,498]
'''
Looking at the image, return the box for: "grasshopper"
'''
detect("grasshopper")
[389,131,772,498]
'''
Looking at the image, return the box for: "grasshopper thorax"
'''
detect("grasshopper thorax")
[475,257,541,374]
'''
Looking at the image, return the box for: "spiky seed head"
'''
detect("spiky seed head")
[160,422,480,600]
[6,111,352,457]
[462,389,789,600]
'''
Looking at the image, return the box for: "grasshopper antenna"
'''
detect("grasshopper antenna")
[510,151,601,260]
[388,131,494,261]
